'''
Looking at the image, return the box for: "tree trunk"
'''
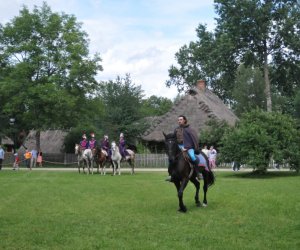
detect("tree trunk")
[263,51,272,112]
[35,130,41,151]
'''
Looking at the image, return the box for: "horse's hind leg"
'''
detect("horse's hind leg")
[130,159,135,175]
[190,178,201,207]
[202,172,208,206]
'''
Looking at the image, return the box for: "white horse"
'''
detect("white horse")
[111,141,122,175]
[75,144,94,174]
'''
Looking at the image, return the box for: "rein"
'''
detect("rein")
[168,139,194,179]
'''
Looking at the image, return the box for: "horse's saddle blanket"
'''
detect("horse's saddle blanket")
[196,153,209,170]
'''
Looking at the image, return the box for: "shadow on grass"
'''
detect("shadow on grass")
[223,170,299,179]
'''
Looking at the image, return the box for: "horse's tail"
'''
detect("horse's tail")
[207,169,215,188]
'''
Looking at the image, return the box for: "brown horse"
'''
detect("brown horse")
[93,146,111,175]
[164,132,215,212]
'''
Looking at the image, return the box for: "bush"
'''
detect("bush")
[220,109,300,173]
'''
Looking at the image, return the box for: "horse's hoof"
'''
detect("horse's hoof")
[196,202,201,207]
[202,203,207,207]
[178,207,187,213]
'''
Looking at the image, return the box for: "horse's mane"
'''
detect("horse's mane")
[164,132,176,140]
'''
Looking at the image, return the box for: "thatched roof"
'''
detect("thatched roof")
[18,130,68,154]
[142,86,238,142]
[1,136,13,145]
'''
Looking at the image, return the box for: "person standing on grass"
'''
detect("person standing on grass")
[0,145,5,170]
[13,152,20,170]
[202,145,209,157]
[30,148,38,168]
[208,146,217,169]
[37,151,43,167]
[24,149,32,170]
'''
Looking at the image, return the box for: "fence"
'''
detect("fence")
[2,152,169,168]
[1,152,290,169]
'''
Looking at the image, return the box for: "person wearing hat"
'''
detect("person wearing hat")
[119,133,129,160]
[88,133,97,150]
[80,133,89,150]
[100,135,111,159]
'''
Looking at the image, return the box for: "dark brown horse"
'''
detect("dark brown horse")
[164,132,215,212]
[93,146,111,175]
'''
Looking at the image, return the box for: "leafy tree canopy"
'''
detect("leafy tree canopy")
[220,109,300,173]
[98,74,146,143]
[166,1,300,111]
[0,2,102,149]
[140,95,173,117]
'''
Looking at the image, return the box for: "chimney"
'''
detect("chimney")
[197,79,206,91]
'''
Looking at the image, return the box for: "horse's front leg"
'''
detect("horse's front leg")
[96,161,100,174]
[118,161,121,175]
[112,162,116,176]
[190,177,201,207]
[175,178,189,212]
[103,161,106,175]
[91,159,93,175]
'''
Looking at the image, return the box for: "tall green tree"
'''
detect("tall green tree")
[167,1,300,110]
[215,0,300,111]
[0,3,102,149]
[140,95,173,117]
[220,109,300,173]
[166,24,238,102]
[99,74,146,142]
[232,64,266,116]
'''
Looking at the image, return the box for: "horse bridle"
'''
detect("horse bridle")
[166,138,183,161]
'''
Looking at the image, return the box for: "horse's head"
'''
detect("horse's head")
[111,141,117,151]
[75,144,79,155]
[163,132,178,162]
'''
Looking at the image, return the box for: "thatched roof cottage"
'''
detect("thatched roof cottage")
[142,80,238,150]
[18,129,68,154]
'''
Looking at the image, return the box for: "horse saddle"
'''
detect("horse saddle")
[196,153,209,171]
[101,149,108,156]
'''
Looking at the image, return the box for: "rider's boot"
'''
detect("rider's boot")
[193,158,202,181]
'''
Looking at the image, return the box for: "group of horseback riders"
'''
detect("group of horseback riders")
[79,132,129,161]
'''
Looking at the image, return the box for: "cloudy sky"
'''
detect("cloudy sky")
[0,0,216,99]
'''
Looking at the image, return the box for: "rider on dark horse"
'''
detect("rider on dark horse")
[165,115,202,182]
[100,134,111,160]
[119,133,129,161]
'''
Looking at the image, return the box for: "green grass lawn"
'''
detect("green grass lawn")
[0,170,299,250]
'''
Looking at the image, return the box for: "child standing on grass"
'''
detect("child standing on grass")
[37,151,43,167]
[13,153,20,170]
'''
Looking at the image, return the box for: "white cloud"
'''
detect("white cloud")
[0,0,216,100]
